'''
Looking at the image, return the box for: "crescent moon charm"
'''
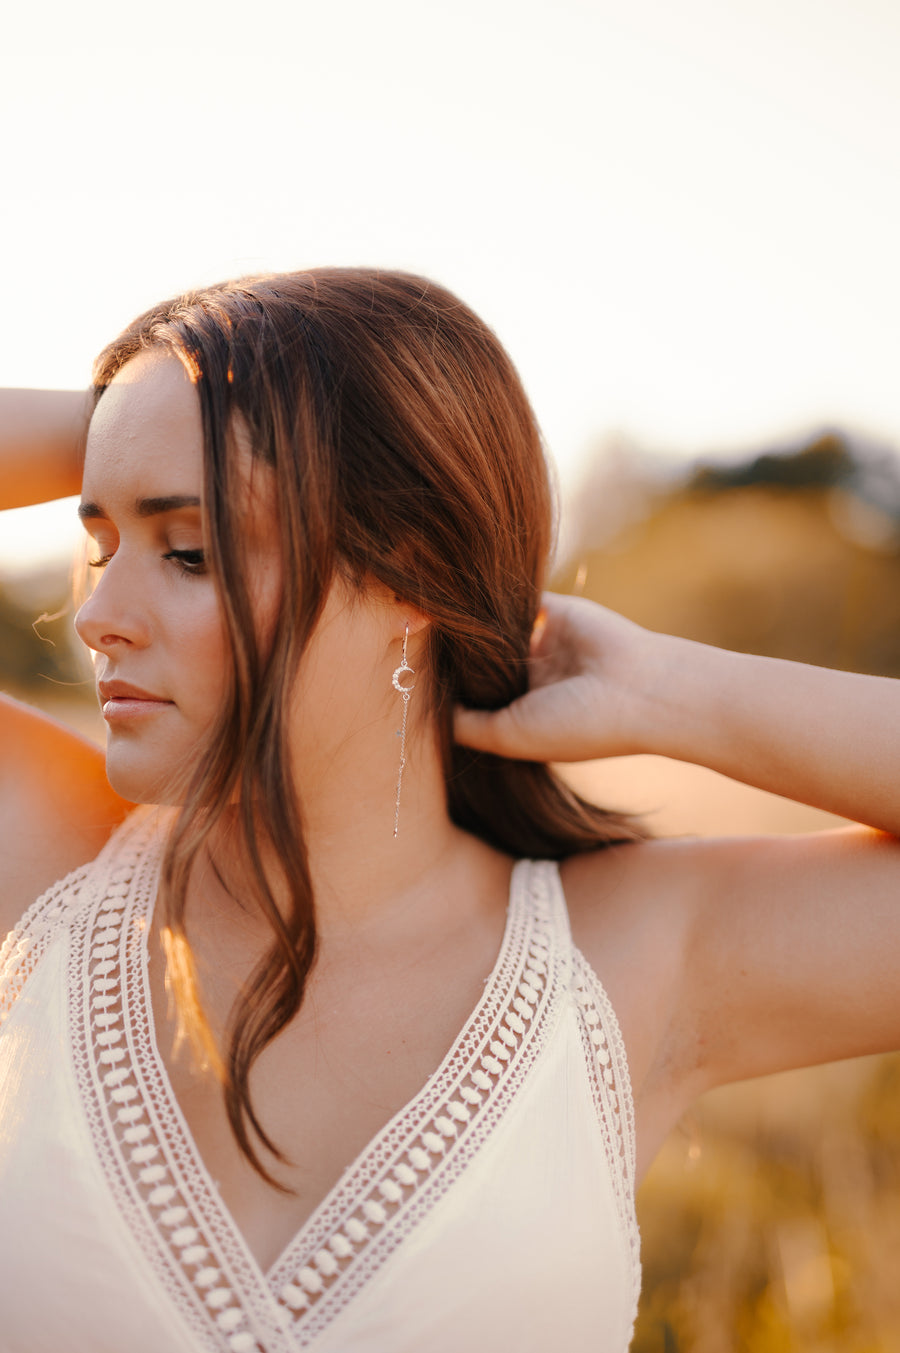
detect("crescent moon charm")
[392,659,416,696]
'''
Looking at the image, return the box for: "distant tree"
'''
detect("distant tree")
[689,432,855,493]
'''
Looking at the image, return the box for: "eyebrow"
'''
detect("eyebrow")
[78,494,202,521]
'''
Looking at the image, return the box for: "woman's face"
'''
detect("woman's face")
[76,348,406,811]
[75,350,277,803]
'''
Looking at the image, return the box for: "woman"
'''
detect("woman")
[0,269,898,1353]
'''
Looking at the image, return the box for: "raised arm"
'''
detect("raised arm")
[457,592,900,832]
[456,594,900,1167]
[0,388,91,509]
[0,389,129,936]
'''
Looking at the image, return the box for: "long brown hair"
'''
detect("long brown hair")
[91,268,642,1183]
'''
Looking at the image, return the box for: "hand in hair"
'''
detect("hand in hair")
[453,593,656,764]
[457,589,900,839]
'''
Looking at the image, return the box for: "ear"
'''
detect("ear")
[393,604,430,641]
[355,577,430,644]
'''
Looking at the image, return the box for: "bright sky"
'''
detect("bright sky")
[2,0,899,572]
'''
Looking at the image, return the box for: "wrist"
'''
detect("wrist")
[625,630,736,763]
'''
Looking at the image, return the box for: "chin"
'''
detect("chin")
[104,746,194,808]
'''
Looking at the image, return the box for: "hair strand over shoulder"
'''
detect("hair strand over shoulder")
[91,268,644,1185]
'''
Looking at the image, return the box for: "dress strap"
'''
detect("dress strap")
[516,857,641,1326]
[519,855,576,952]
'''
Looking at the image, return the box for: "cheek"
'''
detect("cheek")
[288,620,385,752]
[171,602,231,717]
[102,594,232,807]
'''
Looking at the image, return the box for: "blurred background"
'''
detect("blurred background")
[3,0,900,1347]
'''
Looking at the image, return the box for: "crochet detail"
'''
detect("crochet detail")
[572,947,642,1325]
[0,863,91,1026]
[267,860,564,1345]
[5,813,640,1352]
[68,811,288,1353]
[67,820,572,1350]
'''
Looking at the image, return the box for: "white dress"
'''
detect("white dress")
[0,808,641,1353]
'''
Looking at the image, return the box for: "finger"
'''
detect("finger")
[452,704,537,760]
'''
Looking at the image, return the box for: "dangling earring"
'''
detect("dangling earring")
[392,623,416,838]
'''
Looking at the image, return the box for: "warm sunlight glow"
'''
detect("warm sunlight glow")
[3,0,900,575]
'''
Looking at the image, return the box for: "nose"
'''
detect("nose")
[74,557,152,655]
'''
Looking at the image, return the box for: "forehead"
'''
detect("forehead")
[83,348,276,535]
[84,350,203,493]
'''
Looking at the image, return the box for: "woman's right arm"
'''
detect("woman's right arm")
[1,390,130,936]
[0,388,91,509]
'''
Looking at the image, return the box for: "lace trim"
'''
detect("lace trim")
[571,946,642,1324]
[69,812,290,1353]
[0,807,151,1027]
[71,822,568,1352]
[268,860,565,1345]
[0,864,90,1026]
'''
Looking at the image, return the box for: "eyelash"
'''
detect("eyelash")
[164,549,207,575]
[87,549,207,576]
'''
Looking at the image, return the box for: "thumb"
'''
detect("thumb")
[453,702,536,760]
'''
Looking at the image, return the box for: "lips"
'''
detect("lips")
[99,680,171,704]
[98,680,175,721]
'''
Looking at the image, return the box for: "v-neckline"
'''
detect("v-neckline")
[139,842,523,1285]
[73,810,563,1350]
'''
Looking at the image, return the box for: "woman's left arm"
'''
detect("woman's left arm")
[455,594,900,1097]
[631,626,900,834]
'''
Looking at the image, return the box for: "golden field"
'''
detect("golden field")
[553,443,900,1351]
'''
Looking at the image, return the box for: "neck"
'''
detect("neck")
[300,724,467,940]
[197,709,495,948]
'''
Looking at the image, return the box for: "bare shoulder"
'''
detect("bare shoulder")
[0,695,130,936]
[559,837,731,1096]
[559,836,734,1173]
[560,835,709,964]
[560,827,900,1173]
